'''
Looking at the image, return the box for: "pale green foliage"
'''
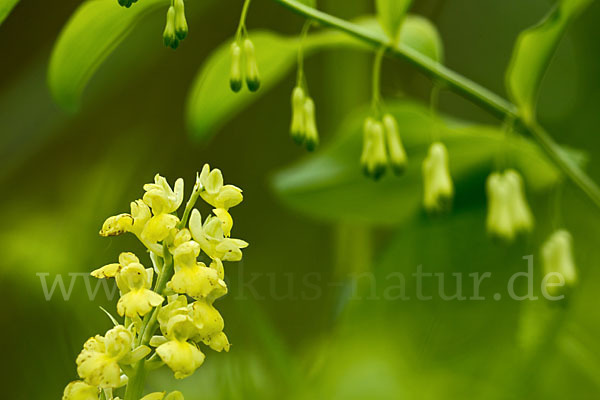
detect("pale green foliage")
[506,0,593,123]
[48,0,170,112]
[297,0,316,7]
[0,0,19,25]
[376,0,413,43]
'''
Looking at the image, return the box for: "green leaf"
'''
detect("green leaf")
[297,0,316,7]
[375,0,413,42]
[505,0,593,123]
[0,0,19,25]
[271,100,560,226]
[48,0,168,112]
[186,15,443,140]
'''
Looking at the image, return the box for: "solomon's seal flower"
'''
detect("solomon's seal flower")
[422,141,454,213]
[163,0,188,49]
[289,85,320,151]
[486,169,533,241]
[542,230,577,297]
[230,41,243,92]
[361,117,388,180]
[303,96,319,151]
[382,114,407,175]
[290,86,306,144]
[243,38,261,92]
[64,167,247,399]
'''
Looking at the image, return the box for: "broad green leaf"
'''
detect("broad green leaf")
[375,0,413,42]
[298,0,316,7]
[48,0,169,112]
[186,15,443,140]
[0,0,19,25]
[271,101,560,226]
[506,0,593,123]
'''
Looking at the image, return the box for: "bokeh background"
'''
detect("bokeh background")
[1,0,600,399]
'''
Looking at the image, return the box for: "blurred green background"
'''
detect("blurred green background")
[1,0,600,399]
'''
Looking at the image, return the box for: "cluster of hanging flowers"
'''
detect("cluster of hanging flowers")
[163,0,188,49]
[117,0,189,49]
[229,37,261,92]
[360,114,408,180]
[486,169,533,241]
[63,165,248,400]
[290,85,319,151]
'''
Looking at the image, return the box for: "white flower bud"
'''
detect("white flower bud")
[422,142,453,213]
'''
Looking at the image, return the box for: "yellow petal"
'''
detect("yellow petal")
[140,393,166,400]
[62,381,98,400]
[91,263,121,279]
[156,340,205,379]
[213,208,233,237]
[99,214,133,237]
[142,214,179,243]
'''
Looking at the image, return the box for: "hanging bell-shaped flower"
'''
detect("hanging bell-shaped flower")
[361,118,388,180]
[243,39,261,92]
[303,97,319,151]
[541,230,577,297]
[290,86,306,144]
[382,114,407,175]
[163,6,179,49]
[422,141,453,213]
[174,0,188,40]
[229,42,243,92]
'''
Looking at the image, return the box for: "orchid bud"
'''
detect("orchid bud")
[243,39,261,92]
[382,114,407,175]
[422,142,454,213]
[229,42,243,92]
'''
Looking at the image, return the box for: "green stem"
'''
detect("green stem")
[296,20,312,87]
[271,0,600,210]
[177,183,202,230]
[236,0,253,39]
[370,46,385,112]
